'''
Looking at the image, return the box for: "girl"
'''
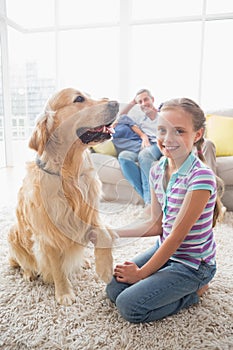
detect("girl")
[106,98,223,323]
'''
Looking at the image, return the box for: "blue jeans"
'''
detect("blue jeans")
[106,241,216,323]
[118,143,162,204]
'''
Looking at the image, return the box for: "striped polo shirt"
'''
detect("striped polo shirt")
[150,152,217,269]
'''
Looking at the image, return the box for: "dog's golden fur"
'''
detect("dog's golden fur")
[8,88,119,305]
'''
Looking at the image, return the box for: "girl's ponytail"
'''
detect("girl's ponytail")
[195,136,224,227]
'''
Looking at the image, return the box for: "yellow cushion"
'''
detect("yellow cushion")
[92,140,117,157]
[206,114,233,156]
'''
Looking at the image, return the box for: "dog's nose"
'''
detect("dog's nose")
[108,101,119,111]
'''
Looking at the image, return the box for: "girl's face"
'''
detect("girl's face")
[157,108,203,166]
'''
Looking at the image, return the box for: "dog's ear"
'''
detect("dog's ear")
[29,114,50,156]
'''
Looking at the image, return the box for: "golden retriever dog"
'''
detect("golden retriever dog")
[8,88,119,305]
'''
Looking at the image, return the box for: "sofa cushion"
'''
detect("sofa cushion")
[91,140,117,157]
[206,109,233,117]
[91,152,144,204]
[206,114,233,156]
[99,182,143,204]
[91,153,126,185]
[216,156,233,186]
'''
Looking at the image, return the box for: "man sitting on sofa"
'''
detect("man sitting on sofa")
[112,88,162,206]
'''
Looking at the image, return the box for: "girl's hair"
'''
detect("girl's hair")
[160,97,224,227]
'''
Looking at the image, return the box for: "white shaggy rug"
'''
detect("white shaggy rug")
[0,203,233,350]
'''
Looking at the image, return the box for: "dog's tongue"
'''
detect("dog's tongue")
[95,125,115,134]
[103,125,115,134]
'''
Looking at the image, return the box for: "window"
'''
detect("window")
[1,0,233,167]
[59,0,119,25]
[132,0,203,20]
[202,19,233,109]
[206,0,233,14]
[6,0,55,29]
[130,21,202,105]
[6,27,56,165]
[8,27,56,135]
[59,27,119,99]
[0,43,6,167]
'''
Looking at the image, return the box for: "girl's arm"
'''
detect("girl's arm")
[115,189,211,284]
[115,189,163,238]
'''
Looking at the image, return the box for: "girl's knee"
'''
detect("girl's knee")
[106,281,117,303]
[106,276,127,303]
[116,294,145,324]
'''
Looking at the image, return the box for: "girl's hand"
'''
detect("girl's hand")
[114,261,142,284]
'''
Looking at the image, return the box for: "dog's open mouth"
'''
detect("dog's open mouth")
[76,123,115,144]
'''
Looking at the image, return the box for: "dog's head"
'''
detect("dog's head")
[29,88,119,156]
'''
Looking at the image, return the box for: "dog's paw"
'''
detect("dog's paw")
[56,290,76,306]
[22,269,38,282]
[95,257,113,283]
[42,273,54,284]
[9,257,20,268]
[97,266,113,284]
[82,257,91,269]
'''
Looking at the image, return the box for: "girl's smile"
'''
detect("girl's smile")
[161,145,180,151]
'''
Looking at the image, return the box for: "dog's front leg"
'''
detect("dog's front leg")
[94,247,113,283]
[46,246,75,306]
[92,227,116,283]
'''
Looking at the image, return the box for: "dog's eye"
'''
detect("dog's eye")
[74,95,85,103]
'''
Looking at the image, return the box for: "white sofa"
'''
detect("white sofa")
[91,107,233,211]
